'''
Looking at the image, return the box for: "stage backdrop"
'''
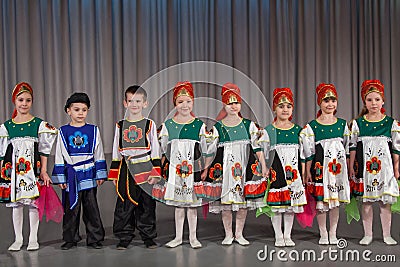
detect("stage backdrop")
[2,0,400,249]
[2,0,400,154]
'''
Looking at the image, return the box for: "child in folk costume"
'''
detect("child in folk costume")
[300,83,350,245]
[259,88,306,247]
[155,81,207,249]
[52,93,107,250]
[0,82,57,251]
[108,85,161,249]
[349,80,400,246]
[202,83,268,246]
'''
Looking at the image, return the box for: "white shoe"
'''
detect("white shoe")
[284,237,295,247]
[221,236,234,246]
[359,236,373,246]
[234,236,250,246]
[329,231,338,245]
[319,237,329,245]
[383,236,397,245]
[27,241,39,251]
[329,236,338,245]
[165,239,182,248]
[190,239,202,249]
[274,238,285,247]
[8,241,23,251]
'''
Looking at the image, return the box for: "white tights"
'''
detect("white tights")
[8,206,40,251]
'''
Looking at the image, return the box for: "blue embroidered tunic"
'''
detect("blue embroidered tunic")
[52,124,107,208]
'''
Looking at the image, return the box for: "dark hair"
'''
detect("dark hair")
[322,96,337,102]
[125,85,147,101]
[64,92,91,113]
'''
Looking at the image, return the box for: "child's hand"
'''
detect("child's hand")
[261,163,269,178]
[303,172,312,185]
[97,180,105,186]
[147,177,159,185]
[58,184,67,189]
[112,180,117,186]
[263,168,269,178]
[201,168,209,181]
[348,168,355,180]
[40,172,52,187]
[394,170,400,180]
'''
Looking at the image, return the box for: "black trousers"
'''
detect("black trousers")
[113,185,157,243]
[63,187,105,245]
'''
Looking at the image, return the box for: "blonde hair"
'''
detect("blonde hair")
[356,106,369,119]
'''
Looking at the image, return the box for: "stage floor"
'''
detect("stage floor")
[1,204,399,267]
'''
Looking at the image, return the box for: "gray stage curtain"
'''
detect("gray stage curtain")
[1,0,400,153]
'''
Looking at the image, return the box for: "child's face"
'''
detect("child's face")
[275,103,293,121]
[224,102,241,116]
[319,97,337,115]
[175,95,193,116]
[365,92,383,114]
[67,103,89,125]
[124,93,148,116]
[14,92,33,116]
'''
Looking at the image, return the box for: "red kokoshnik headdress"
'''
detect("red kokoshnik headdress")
[221,82,242,105]
[273,88,294,121]
[12,82,34,118]
[360,79,385,114]
[173,81,194,106]
[215,83,242,121]
[361,79,384,103]
[315,83,337,118]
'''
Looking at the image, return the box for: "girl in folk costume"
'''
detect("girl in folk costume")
[300,83,350,245]
[158,81,207,249]
[259,88,306,247]
[349,80,400,246]
[202,83,268,246]
[0,82,57,251]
